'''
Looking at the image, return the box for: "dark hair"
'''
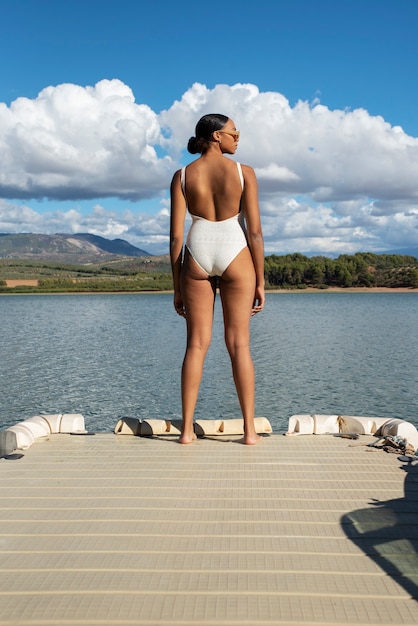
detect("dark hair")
[187,113,229,154]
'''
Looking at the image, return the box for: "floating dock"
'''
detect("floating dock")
[0,431,417,625]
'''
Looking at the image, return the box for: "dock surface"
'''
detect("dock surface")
[0,432,417,625]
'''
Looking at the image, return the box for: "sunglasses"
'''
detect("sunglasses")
[218,130,240,141]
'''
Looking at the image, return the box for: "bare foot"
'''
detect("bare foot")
[178,432,197,444]
[239,433,262,445]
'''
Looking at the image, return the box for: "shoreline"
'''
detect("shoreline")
[1,286,418,296]
[267,286,418,293]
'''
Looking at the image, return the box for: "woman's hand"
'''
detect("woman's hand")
[251,285,265,316]
[174,291,186,317]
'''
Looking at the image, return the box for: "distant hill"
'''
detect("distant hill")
[0,233,151,262]
[286,248,418,260]
[384,247,418,259]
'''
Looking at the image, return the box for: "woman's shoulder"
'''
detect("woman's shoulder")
[170,168,184,189]
[238,162,255,172]
[239,163,257,182]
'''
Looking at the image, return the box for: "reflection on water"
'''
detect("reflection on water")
[0,292,417,433]
[343,460,418,599]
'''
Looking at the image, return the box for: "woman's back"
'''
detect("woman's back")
[182,156,244,221]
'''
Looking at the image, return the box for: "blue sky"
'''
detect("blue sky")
[1,0,418,256]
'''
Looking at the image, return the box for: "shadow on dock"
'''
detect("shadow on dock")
[342,459,418,600]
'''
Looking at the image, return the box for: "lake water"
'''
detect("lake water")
[1,292,417,433]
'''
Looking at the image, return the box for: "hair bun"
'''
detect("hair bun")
[187,136,200,154]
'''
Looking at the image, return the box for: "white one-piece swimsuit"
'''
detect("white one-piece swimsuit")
[181,162,248,277]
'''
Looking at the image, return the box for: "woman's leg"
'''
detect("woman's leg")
[179,253,216,443]
[219,248,261,444]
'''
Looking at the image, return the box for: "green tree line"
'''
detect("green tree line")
[264,252,418,289]
[1,253,418,292]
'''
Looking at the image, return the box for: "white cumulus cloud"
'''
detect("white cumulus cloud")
[161,82,418,254]
[0,79,173,200]
[1,80,418,256]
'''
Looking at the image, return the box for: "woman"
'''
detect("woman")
[170,113,265,444]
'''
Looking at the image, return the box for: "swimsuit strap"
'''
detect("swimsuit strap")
[180,167,186,196]
[236,162,244,190]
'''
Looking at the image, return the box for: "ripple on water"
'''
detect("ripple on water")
[1,292,417,432]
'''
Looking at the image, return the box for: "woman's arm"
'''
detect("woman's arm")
[241,165,265,313]
[170,170,187,315]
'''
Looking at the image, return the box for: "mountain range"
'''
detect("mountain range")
[1,232,417,263]
[0,233,151,262]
